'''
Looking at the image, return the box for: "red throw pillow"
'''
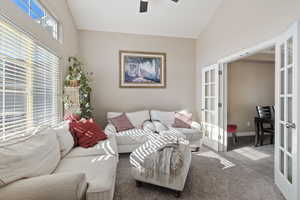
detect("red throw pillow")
[172,112,192,129]
[70,119,107,148]
[64,114,81,122]
[108,113,134,132]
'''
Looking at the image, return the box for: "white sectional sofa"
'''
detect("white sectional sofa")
[0,122,119,200]
[150,110,203,147]
[54,134,118,200]
[105,110,203,154]
[106,110,156,153]
[0,110,202,200]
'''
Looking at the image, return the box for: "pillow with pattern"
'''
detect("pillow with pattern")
[108,113,135,132]
[172,112,192,129]
[70,119,107,148]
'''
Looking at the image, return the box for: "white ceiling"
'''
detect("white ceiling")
[67,0,223,38]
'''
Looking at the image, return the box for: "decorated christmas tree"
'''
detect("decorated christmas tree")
[64,57,93,119]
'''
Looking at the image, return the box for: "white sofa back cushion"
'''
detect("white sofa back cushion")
[53,121,74,157]
[107,110,150,128]
[0,127,61,187]
[150,110,176,126]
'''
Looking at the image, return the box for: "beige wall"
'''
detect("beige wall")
[196,0,300,119]
[0,0,79,74]
[78,30,196,126]
[228,60,275,132]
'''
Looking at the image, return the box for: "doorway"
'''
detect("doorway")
[202,21,300,200]
[227,46,275,151]
[224,46,277,188]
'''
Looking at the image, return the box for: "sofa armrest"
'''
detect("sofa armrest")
[104,123,117,136]
[191,121,203,131]
[0,173,87,200]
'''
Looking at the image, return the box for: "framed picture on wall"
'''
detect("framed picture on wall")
[119,50,166,88]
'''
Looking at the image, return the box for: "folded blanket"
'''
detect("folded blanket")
[130,135,189,183]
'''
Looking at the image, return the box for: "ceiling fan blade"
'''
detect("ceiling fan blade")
[140,0,148,13]
[171,0,179,2]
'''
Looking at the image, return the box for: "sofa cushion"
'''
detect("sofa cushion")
[143,121,156,132]
[107,110,150,128]
[55,155,118,199]
[114,128,152,145]
[66,134,118,158]
[54,121,74,157]
[153,121,169,132]
[150,110,175,126]
[0,127,61,187]
[0,173,87,200]
[159,128,187,139]
[173,128,202,142]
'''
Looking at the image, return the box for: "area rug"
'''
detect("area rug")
[114,148,285,200]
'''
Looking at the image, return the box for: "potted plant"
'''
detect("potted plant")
[64,57,93,119]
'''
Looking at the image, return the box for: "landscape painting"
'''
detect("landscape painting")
[119,51,166,88]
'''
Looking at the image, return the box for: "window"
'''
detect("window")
[10,0,59,40]
[0,18,60,141]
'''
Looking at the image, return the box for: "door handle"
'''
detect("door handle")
[286,122,296,129]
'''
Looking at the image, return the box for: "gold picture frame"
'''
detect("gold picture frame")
[119,50,166,88]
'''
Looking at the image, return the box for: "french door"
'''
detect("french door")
[201,64,220,151]
[275,21,299,200]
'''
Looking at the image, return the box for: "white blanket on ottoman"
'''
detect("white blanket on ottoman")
[130,135,189,183]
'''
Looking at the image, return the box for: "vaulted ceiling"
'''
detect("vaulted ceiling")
[67,0,223,38]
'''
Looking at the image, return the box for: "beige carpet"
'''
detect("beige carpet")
[114,147,285,200]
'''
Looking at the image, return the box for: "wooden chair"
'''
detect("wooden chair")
[256,106,275,146]
[227,124,238,149]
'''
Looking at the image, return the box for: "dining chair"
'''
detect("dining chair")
[227,124,238,149]
[256,106,275,145]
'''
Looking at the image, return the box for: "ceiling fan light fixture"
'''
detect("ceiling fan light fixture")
[140,0,149,13]
[139,0,179,13]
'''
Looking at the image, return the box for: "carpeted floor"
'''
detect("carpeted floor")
[114,146,285,200]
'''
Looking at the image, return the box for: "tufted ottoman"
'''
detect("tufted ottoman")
[129,136,192,197]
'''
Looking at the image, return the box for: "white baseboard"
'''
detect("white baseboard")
[228,131,255,137]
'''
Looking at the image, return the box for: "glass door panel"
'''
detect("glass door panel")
[275,21,299,200]
[202,64,219,151]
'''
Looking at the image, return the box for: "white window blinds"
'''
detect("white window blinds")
[0,18,60,141]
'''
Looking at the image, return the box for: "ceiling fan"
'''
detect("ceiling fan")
[140,0,179,13]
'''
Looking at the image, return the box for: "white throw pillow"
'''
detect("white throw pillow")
[150,110,176,126]
[153,121,169,132]
[107,110,150,128]
[150,110,193,127]
[0,127,61,187]
[127,111,150,128]
[54,121,74,157]
[143,121,156,132]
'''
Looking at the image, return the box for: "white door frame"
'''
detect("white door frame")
[214,21,300,200]
[217,38,277,152]
[218,62,228,151]
[201,64,220,151]
[274,21,299,200]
